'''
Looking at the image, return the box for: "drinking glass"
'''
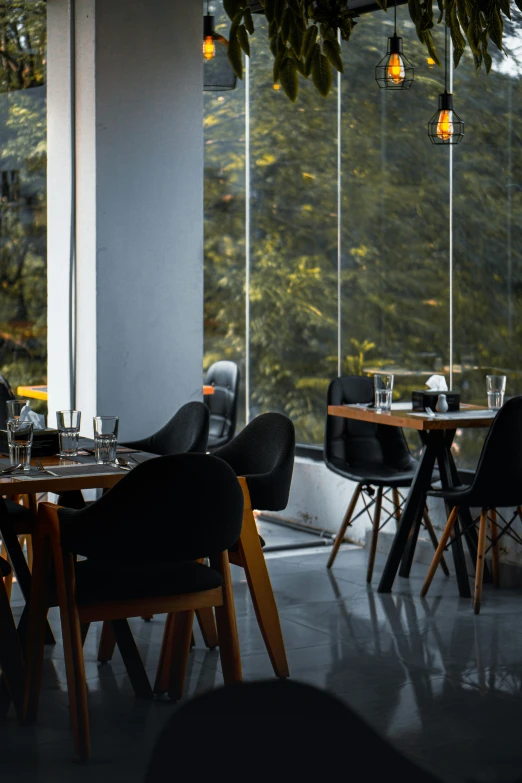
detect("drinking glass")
[7,419,33,471]
[93,416,119,464]
[374,374,394,411]
[486,375,506,411]
[6,399,30,421]
[57,410,81,456]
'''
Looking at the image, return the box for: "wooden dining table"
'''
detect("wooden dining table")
[327,402,497,596]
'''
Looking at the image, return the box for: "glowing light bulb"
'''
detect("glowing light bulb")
[387,52,405,85]
[436,109,453,141]
[203,35,216,61]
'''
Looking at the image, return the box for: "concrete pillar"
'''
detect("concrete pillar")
[47,0,203,440]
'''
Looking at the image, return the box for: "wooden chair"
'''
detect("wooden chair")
[155,413,295,694]
[421,396,522,613]
[0,556,24,720]
[23,453,244,759]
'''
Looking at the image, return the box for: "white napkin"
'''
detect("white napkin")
[19,404,46,430]
[425,375,448,392]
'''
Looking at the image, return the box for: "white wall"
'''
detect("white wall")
[47,0,203,440]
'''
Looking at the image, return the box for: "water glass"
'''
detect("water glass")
[57,410,81,456]
[486,375,506,411]
[93,416,119,465]
[6,399,30,421]
[374,374,394,411]
[7,419,33,471]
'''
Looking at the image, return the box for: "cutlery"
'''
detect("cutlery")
[116,457,132,470]
[0,463,22,474]
[35,460,60,477]
[425,407,437,419]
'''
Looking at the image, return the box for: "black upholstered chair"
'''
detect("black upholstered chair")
[0,555,24,720]
[155,412,295,692]
[422,395,522,614]
[24,453,244,759]
[123,400,209,455]
[325,376,446,582]
[0,373,16,431]
[204,360,240,450]
[145,680,440,783]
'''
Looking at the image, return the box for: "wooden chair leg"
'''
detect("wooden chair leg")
[421,506,460,598]
[167,610,195,701]
[23,533,51,724]
[212,550,242,685]
[474,509,488,615]
[58,553,90,759]
[237,503,288,678]
[1,545,13,601]
[366,487,383,584]
[422,508,450,577]
[0,574,24,720]
[98,620,117,662]
[327,484,362,569]
[195,607,218,648]
[489,508,500,588]
[25,535,33,571]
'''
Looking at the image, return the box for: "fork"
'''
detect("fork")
[35,460,60,477]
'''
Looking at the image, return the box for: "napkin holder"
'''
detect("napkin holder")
[0,428,60,457]
[411,390,460,412]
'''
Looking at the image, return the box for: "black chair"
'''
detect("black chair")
[325,376,447,582]
[204,360,240,450]
[24,453,244,759]
[145,680,441,783]
[154,412,295,692]
[0,555,24,720]
[0,374,16,431]
[123,400,209,454]
[422,395,522,614]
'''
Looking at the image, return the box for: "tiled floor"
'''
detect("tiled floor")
[2,530,522,782]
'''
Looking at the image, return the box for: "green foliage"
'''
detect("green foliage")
[225,0,515,100]
[0,1,46,93]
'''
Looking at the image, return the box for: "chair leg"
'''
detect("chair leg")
[195,607,218,649]
[489,508,500,588]
[327,484,362,569]
[474,509,488,615]
[153,612,174,696]
[167,610,195,701]
[1,544,13,601]
[237,508,288,678]
[112,619,153,699]
[422,508,450,577]
[23,533,52,724]
[421,506,460,598]
[212,550,242,685]
[392,488,401,530]
[366,487,383,584]
[0,573,24,720]
[97,620,117,662]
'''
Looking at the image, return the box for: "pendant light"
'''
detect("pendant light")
[203,1,216,61]
[427,25,464,145]
[375,0,414,90]
[203,1,237,92]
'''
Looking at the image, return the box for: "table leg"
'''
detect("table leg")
[378,437,439,593]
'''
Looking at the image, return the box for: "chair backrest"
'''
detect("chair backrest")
[325,376,413,472]
[204,360,240,449]
[0,374,15,431]
[144,681,440,782]
[58,453,243,561]
[464,395,522,507]
[212,412,295,511]
[123,401,209,455]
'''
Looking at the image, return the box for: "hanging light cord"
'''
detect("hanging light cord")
[444,23,448,92]
[394,0,397,36]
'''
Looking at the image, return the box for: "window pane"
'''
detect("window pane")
[0,1,46,411]
[249,15,338,444]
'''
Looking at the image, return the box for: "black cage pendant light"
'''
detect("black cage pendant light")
[203,1,237,92]
[428,25,464,144]
[375,0,414,90]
